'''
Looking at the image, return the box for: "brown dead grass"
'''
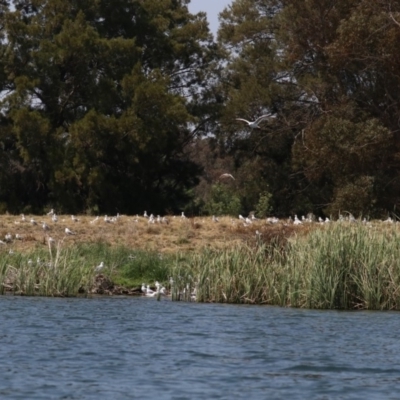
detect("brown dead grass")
[0,214,312,254]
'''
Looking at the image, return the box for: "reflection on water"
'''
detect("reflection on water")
[0,296,400,399]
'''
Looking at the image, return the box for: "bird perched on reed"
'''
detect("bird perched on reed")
[236,114,276,129]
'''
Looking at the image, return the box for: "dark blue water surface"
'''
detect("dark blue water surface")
[0,296,399,399]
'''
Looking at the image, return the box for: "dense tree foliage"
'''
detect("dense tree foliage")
[2,0,400,217]
[0,0,219,214]
[215,0,400,218]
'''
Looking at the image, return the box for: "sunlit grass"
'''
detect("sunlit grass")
[169,222,400,310]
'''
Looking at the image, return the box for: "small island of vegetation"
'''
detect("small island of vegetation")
[1,212,400,311]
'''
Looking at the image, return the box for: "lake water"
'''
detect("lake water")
[0,296,399,399]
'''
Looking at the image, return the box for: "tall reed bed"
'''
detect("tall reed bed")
[1,243,94,296]
[0,242,172,296]
[170,223,400,309]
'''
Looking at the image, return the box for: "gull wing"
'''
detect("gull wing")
[236,118,251,124]
[254,114,273,124]
[219,173,235,180]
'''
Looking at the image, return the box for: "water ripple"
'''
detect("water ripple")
[0,297,400,398]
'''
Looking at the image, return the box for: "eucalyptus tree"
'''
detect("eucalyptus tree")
[217,0,400,217]
[279,0,400,217]
[1,0,219,213]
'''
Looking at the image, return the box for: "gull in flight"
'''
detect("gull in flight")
[236,114,275,129]
[219,173,235,180]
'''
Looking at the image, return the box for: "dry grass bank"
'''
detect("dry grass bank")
[0,214,308,254]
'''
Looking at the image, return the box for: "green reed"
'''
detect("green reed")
[170,223,400,310]
[3,223,400,306]
[0,242,173,296]
[0,243,95,296]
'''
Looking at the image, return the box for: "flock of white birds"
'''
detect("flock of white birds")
[0,207,397,249]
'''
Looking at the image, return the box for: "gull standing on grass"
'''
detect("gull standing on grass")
[65,227,76,235]
[95,262,104,272]
[236,114,276,129]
